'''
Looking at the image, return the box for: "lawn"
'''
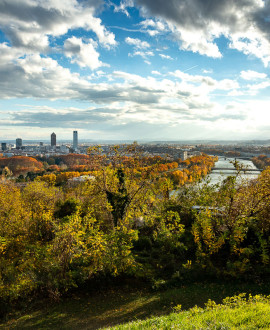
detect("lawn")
[1,280,270,329]
[108,294,270,329]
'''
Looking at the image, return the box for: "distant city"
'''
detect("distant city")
[1,131,83,158]
[0,130,269,160]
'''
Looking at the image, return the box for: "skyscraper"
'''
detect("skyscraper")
[16,138,22,149]
[1,143,7,151]
[73,130,78,150]
[51,132,56,147]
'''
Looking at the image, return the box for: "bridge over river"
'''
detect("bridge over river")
[213,167,262,172]
[208,157,261,184]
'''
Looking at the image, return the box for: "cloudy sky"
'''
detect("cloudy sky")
[0,0,270,141]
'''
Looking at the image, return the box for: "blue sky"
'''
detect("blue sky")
[0,0,270,141]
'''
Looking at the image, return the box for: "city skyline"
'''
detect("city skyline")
[2,131,80,145]
[0,0,270,141]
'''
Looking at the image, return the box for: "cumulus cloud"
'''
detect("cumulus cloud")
[64,37,108,70]
[0,53,92,99]
[0,0,269,140]
[0,0,116,52]
[2,44,264,132]
[0,47,246,117]
[0,42,24,63]
[1,60,268,139]
[134,0,270,64]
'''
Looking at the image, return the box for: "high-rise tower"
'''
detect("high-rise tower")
[1,143,7,151]
[51,132,56,147]
[73,131,78,150]
[16,138,22,149]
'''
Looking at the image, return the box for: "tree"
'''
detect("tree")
[22,181,61,241]
[87,143,167,228]
[190,165,270,276]
[1,166,12,179]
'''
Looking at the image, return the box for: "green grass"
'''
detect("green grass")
[108,294,270,329]
[1,281,270,329]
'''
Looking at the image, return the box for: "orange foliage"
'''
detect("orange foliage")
[0,156,43,175]
[252,155,270,170]
[48,165,60,172]
[169,154,217,185]
[55,171,80,184]
[69,165,89,172]
[57,154,90,166]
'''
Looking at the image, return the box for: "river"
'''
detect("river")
[207,157,261,185]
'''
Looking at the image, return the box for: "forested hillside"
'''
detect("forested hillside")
[0,145,270,319]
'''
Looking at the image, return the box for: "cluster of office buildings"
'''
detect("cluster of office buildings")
[1,131,79,157]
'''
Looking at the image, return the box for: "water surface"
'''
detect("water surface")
[208,157,260,185]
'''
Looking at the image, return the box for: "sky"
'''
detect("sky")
[0,0,270,141]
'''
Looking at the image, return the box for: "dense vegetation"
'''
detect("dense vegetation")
[252,154,270,169]
[0,144,270,320]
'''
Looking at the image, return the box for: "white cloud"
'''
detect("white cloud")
[125,37,153,60]
[0,53,90,99]
[113,0,134,17]
[229,32,270,67]
[217,79,240,91]
[135,50,153,57]
[125,37,150,48]
[135,0,270,64]
[140,19,157,29]
[203,69,213,74]
[171,70,217,87]
[240,70,267,80]
[159,54,173,60]
[0,0,116,52]
[128,50,154,59]
[172,25,222,58]
[139,18,167,31]
[64,37,107,70]
[146,30,159,36]
[247,81,270,91]
[1,0,270,140]
[1,60,269,139]
[228,90,244,97]
[0,42,24,63]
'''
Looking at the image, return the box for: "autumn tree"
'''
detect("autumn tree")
[190,165,270,276]
[87,143,161,228]
[0,156,43,176]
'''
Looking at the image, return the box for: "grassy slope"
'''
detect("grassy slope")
[108,295,270,329]
[1,281,270,329]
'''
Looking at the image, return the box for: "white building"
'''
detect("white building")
[73,131,78,150]
[179,151,188,161]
